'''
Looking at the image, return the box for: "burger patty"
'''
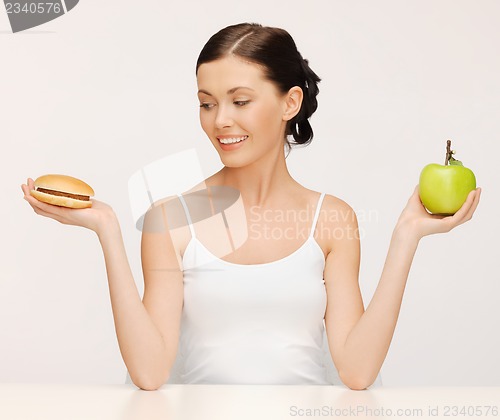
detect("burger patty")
[37,188,90,201]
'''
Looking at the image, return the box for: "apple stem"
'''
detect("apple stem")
[445,139,453,165]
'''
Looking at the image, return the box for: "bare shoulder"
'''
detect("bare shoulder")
[321,193,358,226]
[315,193,360,256]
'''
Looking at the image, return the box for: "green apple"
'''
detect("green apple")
[419,140,476,215]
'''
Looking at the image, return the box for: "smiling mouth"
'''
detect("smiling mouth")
[218,135,248,145]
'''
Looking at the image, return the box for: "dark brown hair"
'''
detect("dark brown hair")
[196,23,321,155]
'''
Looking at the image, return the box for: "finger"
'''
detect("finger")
[456,189,477,219]
[413,184,420,197]
[408,184,421,204]
[21,178,33,195]
[25,192,64,216]
[32,205,64,223]
[23,182,33,196]
[448,189,478,227]
[25,196,47,213]
[25,178,34,193]
[28,199,68,224]
[461,187,481,222]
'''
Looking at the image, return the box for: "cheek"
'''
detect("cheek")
[199,111,212,134]
[255,103,284,132]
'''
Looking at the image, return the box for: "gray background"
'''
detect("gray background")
[1,0,499,386]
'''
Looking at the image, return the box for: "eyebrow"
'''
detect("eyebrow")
[197,86,255,96]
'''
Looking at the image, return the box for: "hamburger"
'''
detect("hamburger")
[30,174,94,209]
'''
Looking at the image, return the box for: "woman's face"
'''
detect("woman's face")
[196,56,288,168]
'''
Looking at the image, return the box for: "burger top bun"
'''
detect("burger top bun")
[34,174,95,196]
[30,174,94,209]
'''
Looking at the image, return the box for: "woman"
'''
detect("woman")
[21,23,481,390]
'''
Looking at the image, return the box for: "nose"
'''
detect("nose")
[214,104,233,129]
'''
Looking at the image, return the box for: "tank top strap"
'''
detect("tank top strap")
[177,194,196,240]
[309,192,326,239]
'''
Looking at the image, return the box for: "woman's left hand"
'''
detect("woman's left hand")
[396,185,482,240]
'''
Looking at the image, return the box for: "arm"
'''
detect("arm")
[98,206,183,390]
[325,185,481,390]
[22,179,183,391]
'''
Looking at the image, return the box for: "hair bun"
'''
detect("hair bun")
[286,58,321,147]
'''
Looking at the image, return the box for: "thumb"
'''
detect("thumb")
[409,184,420,202]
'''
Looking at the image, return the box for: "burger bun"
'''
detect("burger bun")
[30,174,94,209]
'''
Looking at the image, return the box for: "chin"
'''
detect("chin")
[211,146,247,168]
[218,156,249,168]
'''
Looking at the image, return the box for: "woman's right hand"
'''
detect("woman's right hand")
[21,177,116,234]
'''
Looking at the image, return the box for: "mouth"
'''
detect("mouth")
[217,135,248,145]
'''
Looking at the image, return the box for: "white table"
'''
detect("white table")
[0,383,498,420]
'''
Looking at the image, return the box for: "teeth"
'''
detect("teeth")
[219,136,248,144]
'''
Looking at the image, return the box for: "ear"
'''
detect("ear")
[282,86,303,122]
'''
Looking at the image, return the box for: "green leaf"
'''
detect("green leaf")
[449,158,463,166]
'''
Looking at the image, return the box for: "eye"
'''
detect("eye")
[234,100,250,107]
[199,103,216,110]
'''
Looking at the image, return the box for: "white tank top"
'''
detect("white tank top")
[177,192,329,385]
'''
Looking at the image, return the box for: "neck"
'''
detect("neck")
[218,146,297,208]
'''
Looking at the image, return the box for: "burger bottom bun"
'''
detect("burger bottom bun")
[30,190,92,209]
